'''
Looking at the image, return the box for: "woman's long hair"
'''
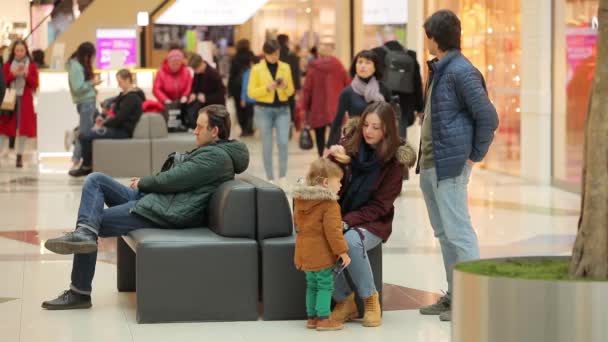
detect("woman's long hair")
[8,40,32,63]
[343,102,400,163]
[70,42,96,81]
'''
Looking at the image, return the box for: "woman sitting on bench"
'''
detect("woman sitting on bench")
[325,102,416,327]
[69,69,145,177]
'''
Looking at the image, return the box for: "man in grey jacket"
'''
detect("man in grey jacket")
[416,9,499,322]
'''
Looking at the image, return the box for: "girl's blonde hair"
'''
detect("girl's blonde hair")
[306,158,344,186]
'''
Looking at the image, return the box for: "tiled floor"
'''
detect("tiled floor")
[0,125,581,342]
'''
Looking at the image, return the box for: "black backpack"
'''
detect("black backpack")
[382,46,415,94]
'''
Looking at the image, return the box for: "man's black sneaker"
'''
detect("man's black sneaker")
[419,294,451,315]
[439,310,452,321]
[44,228,98,254]
[68,167,93,177]
[42,290,92,310]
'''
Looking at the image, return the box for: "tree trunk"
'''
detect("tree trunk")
[569,0,608,278]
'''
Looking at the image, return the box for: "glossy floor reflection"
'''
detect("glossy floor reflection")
[0,125,580,342]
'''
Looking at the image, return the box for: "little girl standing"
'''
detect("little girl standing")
[293,158,351,331]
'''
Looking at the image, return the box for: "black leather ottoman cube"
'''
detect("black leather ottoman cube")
[260,235,306,320]
[238,174,300,320]
[117,236,136,292]
[127,229,258,323]
[237,174,293,240]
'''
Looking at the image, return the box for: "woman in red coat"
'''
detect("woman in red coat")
[1,40,39,168]
[301,47,350,156]
[152,49,192,104]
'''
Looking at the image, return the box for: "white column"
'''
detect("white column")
[407,0,425,66]
[552,0,568,182]
[520,0,553,184]
[353,0,364,54]
[335,0,352,67]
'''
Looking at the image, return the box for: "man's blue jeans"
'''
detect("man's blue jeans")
[80,127,130,168]
[333,228,382,302]
[419,165,479,298]
[71,173,157,294]
[254,105,290,180]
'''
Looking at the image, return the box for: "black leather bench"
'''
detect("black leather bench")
[115,174,383,323]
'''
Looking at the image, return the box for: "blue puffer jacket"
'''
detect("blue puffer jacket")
[418,50,499,181]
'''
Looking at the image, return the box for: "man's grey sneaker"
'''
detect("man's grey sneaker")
[44,228,98,255]
[439,310,452,322]
[419,294,451,315]
[42,290,92,310]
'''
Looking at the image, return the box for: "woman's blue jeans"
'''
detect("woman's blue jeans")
[333,228,382,302]
[254,105,290,180]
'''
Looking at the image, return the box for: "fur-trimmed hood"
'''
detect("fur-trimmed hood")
[342,117,417,168]
[293,185,339,214]
[292,185,338,201]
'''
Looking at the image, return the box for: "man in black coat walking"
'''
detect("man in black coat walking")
[373,41,424,140]
[278,34,301,126]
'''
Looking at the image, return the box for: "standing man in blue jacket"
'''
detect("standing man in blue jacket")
[417,10,499,322]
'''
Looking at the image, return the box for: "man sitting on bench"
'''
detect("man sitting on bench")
[42,104,250,310]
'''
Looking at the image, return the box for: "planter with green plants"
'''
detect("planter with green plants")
[452,256,608,342]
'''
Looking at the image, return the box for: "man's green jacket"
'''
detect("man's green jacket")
[133,140,250,227]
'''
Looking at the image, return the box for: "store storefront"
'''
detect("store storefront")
[358,0,408,50]
[424,0,522,176]
[247,0,340,61]
[246,0,411,68]
[552,0,598,191]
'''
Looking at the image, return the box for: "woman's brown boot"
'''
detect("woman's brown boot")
[329,292,358,323]
[16,154,23,168]
[362,291,382,327]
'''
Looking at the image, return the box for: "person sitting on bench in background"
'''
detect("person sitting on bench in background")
[69,69,145,177]
[42,104,250,310]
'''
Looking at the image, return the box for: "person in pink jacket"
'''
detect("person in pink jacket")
[153,49,192,104]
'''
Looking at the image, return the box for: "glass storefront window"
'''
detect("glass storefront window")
[553,0,598,189]
[251,0,338,57]
[359,0,408,52]
[361,24,407,50]
[425,0,522,176]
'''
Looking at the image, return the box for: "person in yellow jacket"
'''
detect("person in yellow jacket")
[247,40,295,189]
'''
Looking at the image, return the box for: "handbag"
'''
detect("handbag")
[299,125,314,150]
[1,88,16,111]
[299,111,314,150]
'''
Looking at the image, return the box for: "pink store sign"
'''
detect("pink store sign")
[96,29,137,69]
[566,27,597,83]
